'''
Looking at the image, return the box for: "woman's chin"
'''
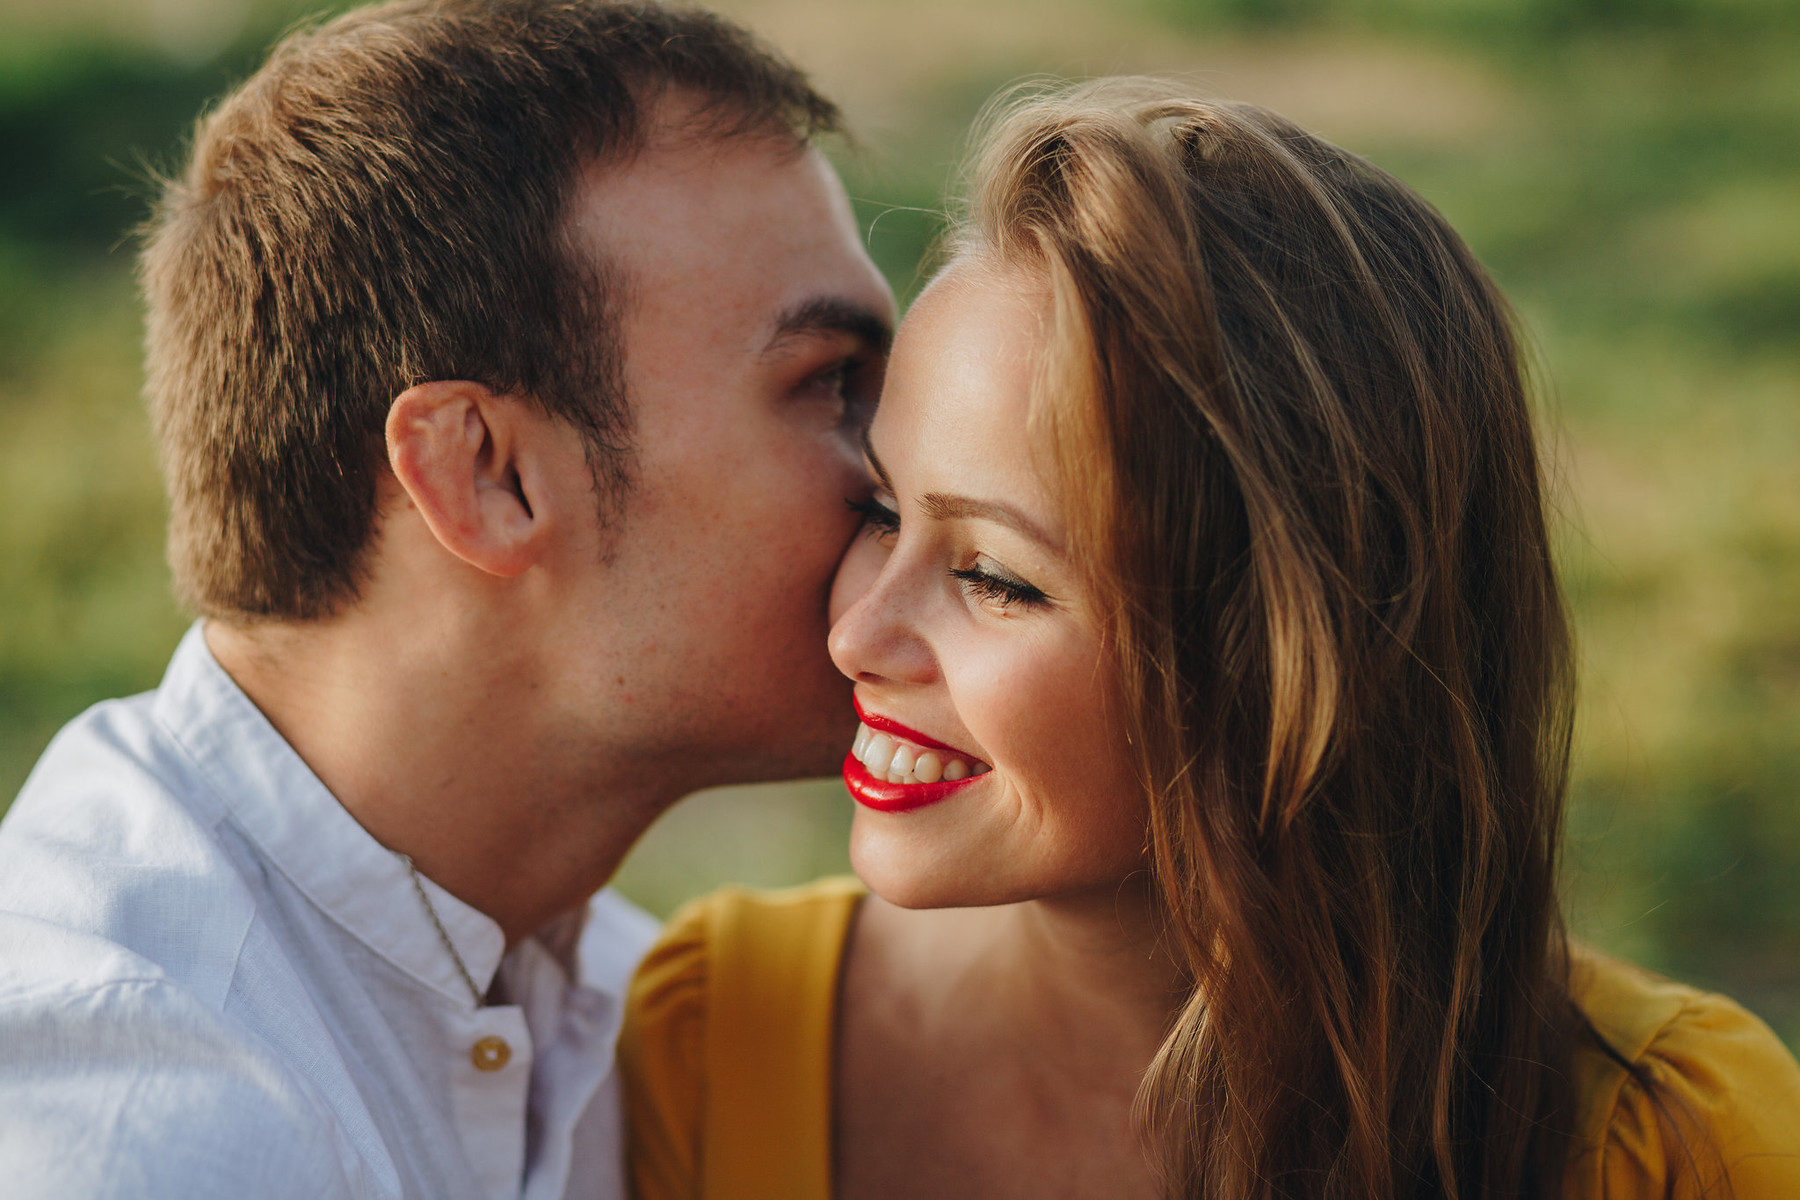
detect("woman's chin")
[847,815,1107,911]
[848,819,1015,910]
[850,843,951,910]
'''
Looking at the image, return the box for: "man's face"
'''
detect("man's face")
[546,119,894,791]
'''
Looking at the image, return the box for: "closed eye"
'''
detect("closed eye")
[949,562,1048,610]
[825,355,886,435]
[846,495,900,541]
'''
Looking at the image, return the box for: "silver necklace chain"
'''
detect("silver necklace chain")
[395,852,485,1008]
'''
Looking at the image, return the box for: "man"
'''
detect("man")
[0,1,892,1196]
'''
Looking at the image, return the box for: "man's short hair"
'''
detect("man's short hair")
[140,0,842,620]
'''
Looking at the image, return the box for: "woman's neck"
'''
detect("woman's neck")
[862,875,1187,1084]
[993,880,1186,1069]
[835,878,1186,1200]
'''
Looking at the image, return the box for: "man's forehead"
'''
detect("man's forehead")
[571,138,887,330]
[569,127,833,243]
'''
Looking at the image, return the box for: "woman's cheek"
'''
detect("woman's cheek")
[954,622,1099,785]
[966,622,1143,861]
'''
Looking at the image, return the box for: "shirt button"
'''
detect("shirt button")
[471,1036,511,1072]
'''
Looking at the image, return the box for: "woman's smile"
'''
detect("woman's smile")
[843,696,992,811]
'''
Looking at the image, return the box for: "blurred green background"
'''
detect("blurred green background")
[1,0,1794,1044]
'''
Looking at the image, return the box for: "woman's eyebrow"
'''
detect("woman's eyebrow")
[863,429,1060,550]
[920,492,1060,551]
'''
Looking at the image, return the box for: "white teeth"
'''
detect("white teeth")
[863,733,897,776]
[889,745,916,777]
[849,721,988,787]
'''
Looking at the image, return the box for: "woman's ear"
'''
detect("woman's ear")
[385,381,545,578]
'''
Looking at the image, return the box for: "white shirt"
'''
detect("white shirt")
[0,623,660,1199]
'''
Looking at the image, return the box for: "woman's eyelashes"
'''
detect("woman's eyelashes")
[846,495,900,541]
[950,560,1049,611]
[845,495,1051,611]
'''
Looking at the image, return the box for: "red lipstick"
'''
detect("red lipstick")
[842,752,984,812]
[843,697,988,814]
[852,696,961,754]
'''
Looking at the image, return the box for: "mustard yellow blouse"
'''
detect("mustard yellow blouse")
[621,878,1800,1200]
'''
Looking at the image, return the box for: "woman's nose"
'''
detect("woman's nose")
[828,527,886,627]
[828,547,936,686]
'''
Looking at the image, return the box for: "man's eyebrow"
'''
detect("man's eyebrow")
[763,296,893,358]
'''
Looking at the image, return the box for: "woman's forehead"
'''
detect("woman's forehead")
[872,265,1066,541]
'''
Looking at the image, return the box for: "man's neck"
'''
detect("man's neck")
[206,615,670,946]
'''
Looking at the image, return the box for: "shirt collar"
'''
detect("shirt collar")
[152,622,508,1007]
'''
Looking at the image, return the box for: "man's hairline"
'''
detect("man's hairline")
[549,78,854,407]
[544,95,859,547]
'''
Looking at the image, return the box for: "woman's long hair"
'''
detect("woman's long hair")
[956,81,1583,1199]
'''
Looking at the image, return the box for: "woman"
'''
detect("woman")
[621,81,1800,1199]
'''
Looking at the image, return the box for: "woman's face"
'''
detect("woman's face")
[828,260,1147,909]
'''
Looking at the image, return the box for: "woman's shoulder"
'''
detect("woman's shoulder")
[1566,944,1800,1199]
[623,872,867,1076]
[620,877,866,1200]
[627,876,866,1011]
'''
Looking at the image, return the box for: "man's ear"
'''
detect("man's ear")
[386,381,546,578]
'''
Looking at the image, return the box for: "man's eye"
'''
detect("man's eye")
[814,362,850,397]
[810,357,881,434]
[845,496,900,541]
[810,357,871,402]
